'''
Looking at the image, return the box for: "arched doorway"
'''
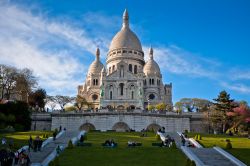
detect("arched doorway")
[79,123,96,131]
[112,122,130,132]
[146,123,161,132]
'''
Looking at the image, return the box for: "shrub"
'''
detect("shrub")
[198,135,202,140]
[67,140,74,149]
[155,134,161,141]
[184,130,188,135]
[226,141,232,149]
[170,141,177,149]
[190,160,196,166]
[49,157,59,166]
[54,157,59,166]
[48,160,54,166]
[194,135,198,140]
[185,158,191,166]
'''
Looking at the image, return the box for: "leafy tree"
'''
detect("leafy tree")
[29,89,47,110]
[155,103,166,111]
[174,101,184,113]
[0,101,31,130]
[226,102,250,133]
[74,95,89,111]
[211,90,235,133]
[64,105,76,112]
[147,105,155,111]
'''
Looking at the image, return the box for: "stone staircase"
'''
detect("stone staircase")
[190,148,237,166]
[166,132,239,166]
[29,131,77,165]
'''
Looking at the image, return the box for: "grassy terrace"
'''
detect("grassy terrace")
[0,131,52,150]
[188,133,250,165]
[59,132,187,166]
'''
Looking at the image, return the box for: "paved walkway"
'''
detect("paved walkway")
[166,133,237,166]
[29,131,77,165]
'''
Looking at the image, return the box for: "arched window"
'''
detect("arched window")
[92,94,98,101]
[149,94,155,100]
[120,65,124,77]
[110,91,112,100]
[131,91,134,99]
[96,79,98,86]
[149,79,151,85]
[119,83,124,96]
[152,79,154,85]
[112,65,115,71]
[134,65,137,74]
[93,79,95,85]
[109,67,111,74]
[129,64,132,72]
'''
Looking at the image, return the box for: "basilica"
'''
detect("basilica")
[78,10,172,110]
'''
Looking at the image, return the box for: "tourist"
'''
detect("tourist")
[56,145,62,156]
[9,139,13,150]
[110,139,115,147]
[53,131,57,141]
[104,139,111,146]
[59,125,62,132]
[1,137,7,145]
[37,137,43,151]
[28,136,33,152]
[14,151,19,165]
[181,135,186,146]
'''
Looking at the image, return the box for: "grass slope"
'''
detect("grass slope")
[0,131,52,150]
[59,132,187,166]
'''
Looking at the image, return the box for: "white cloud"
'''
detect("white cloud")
[230,69,250,80]
[0,1,96,96]
[143,45,219,78]
[221,82,250,94]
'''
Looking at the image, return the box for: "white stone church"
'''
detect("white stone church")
[78,10,172,111]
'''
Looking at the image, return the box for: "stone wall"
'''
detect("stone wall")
[31,113,52,131]
[31,112,206,133]
[51,113,191,132]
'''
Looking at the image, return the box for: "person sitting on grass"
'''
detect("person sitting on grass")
[110,139,115,147]
[104,139,111,146]
[128,140,136,147]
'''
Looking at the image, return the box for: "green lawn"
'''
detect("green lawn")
[58,132,187,166]
[187,133,250,165]
[0,131,52,150]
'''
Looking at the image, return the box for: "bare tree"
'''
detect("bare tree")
[54,95,74,111]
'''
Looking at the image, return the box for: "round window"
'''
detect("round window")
[92,94,98,101]
[148,94,155,100]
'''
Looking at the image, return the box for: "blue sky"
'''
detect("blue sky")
[0,0,250,104]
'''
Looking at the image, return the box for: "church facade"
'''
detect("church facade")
[78,10,172,111]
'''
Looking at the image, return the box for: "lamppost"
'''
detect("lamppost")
[147,98,150,112]
[34,103,38,131]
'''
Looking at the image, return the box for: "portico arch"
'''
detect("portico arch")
[146,123,161,132]
[112,122,130,132]
[79,123,96,131]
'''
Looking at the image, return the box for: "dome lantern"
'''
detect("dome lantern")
[123,9,129,28]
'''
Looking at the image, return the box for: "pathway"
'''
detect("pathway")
[166,132,238,166]
[29,131,77,165]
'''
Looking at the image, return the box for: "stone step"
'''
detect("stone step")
[190,148,237,166]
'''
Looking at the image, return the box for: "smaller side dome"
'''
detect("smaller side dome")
[143,47,161,77]
[87,48,104,75]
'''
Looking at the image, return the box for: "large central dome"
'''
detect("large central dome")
[109,9,142,52]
